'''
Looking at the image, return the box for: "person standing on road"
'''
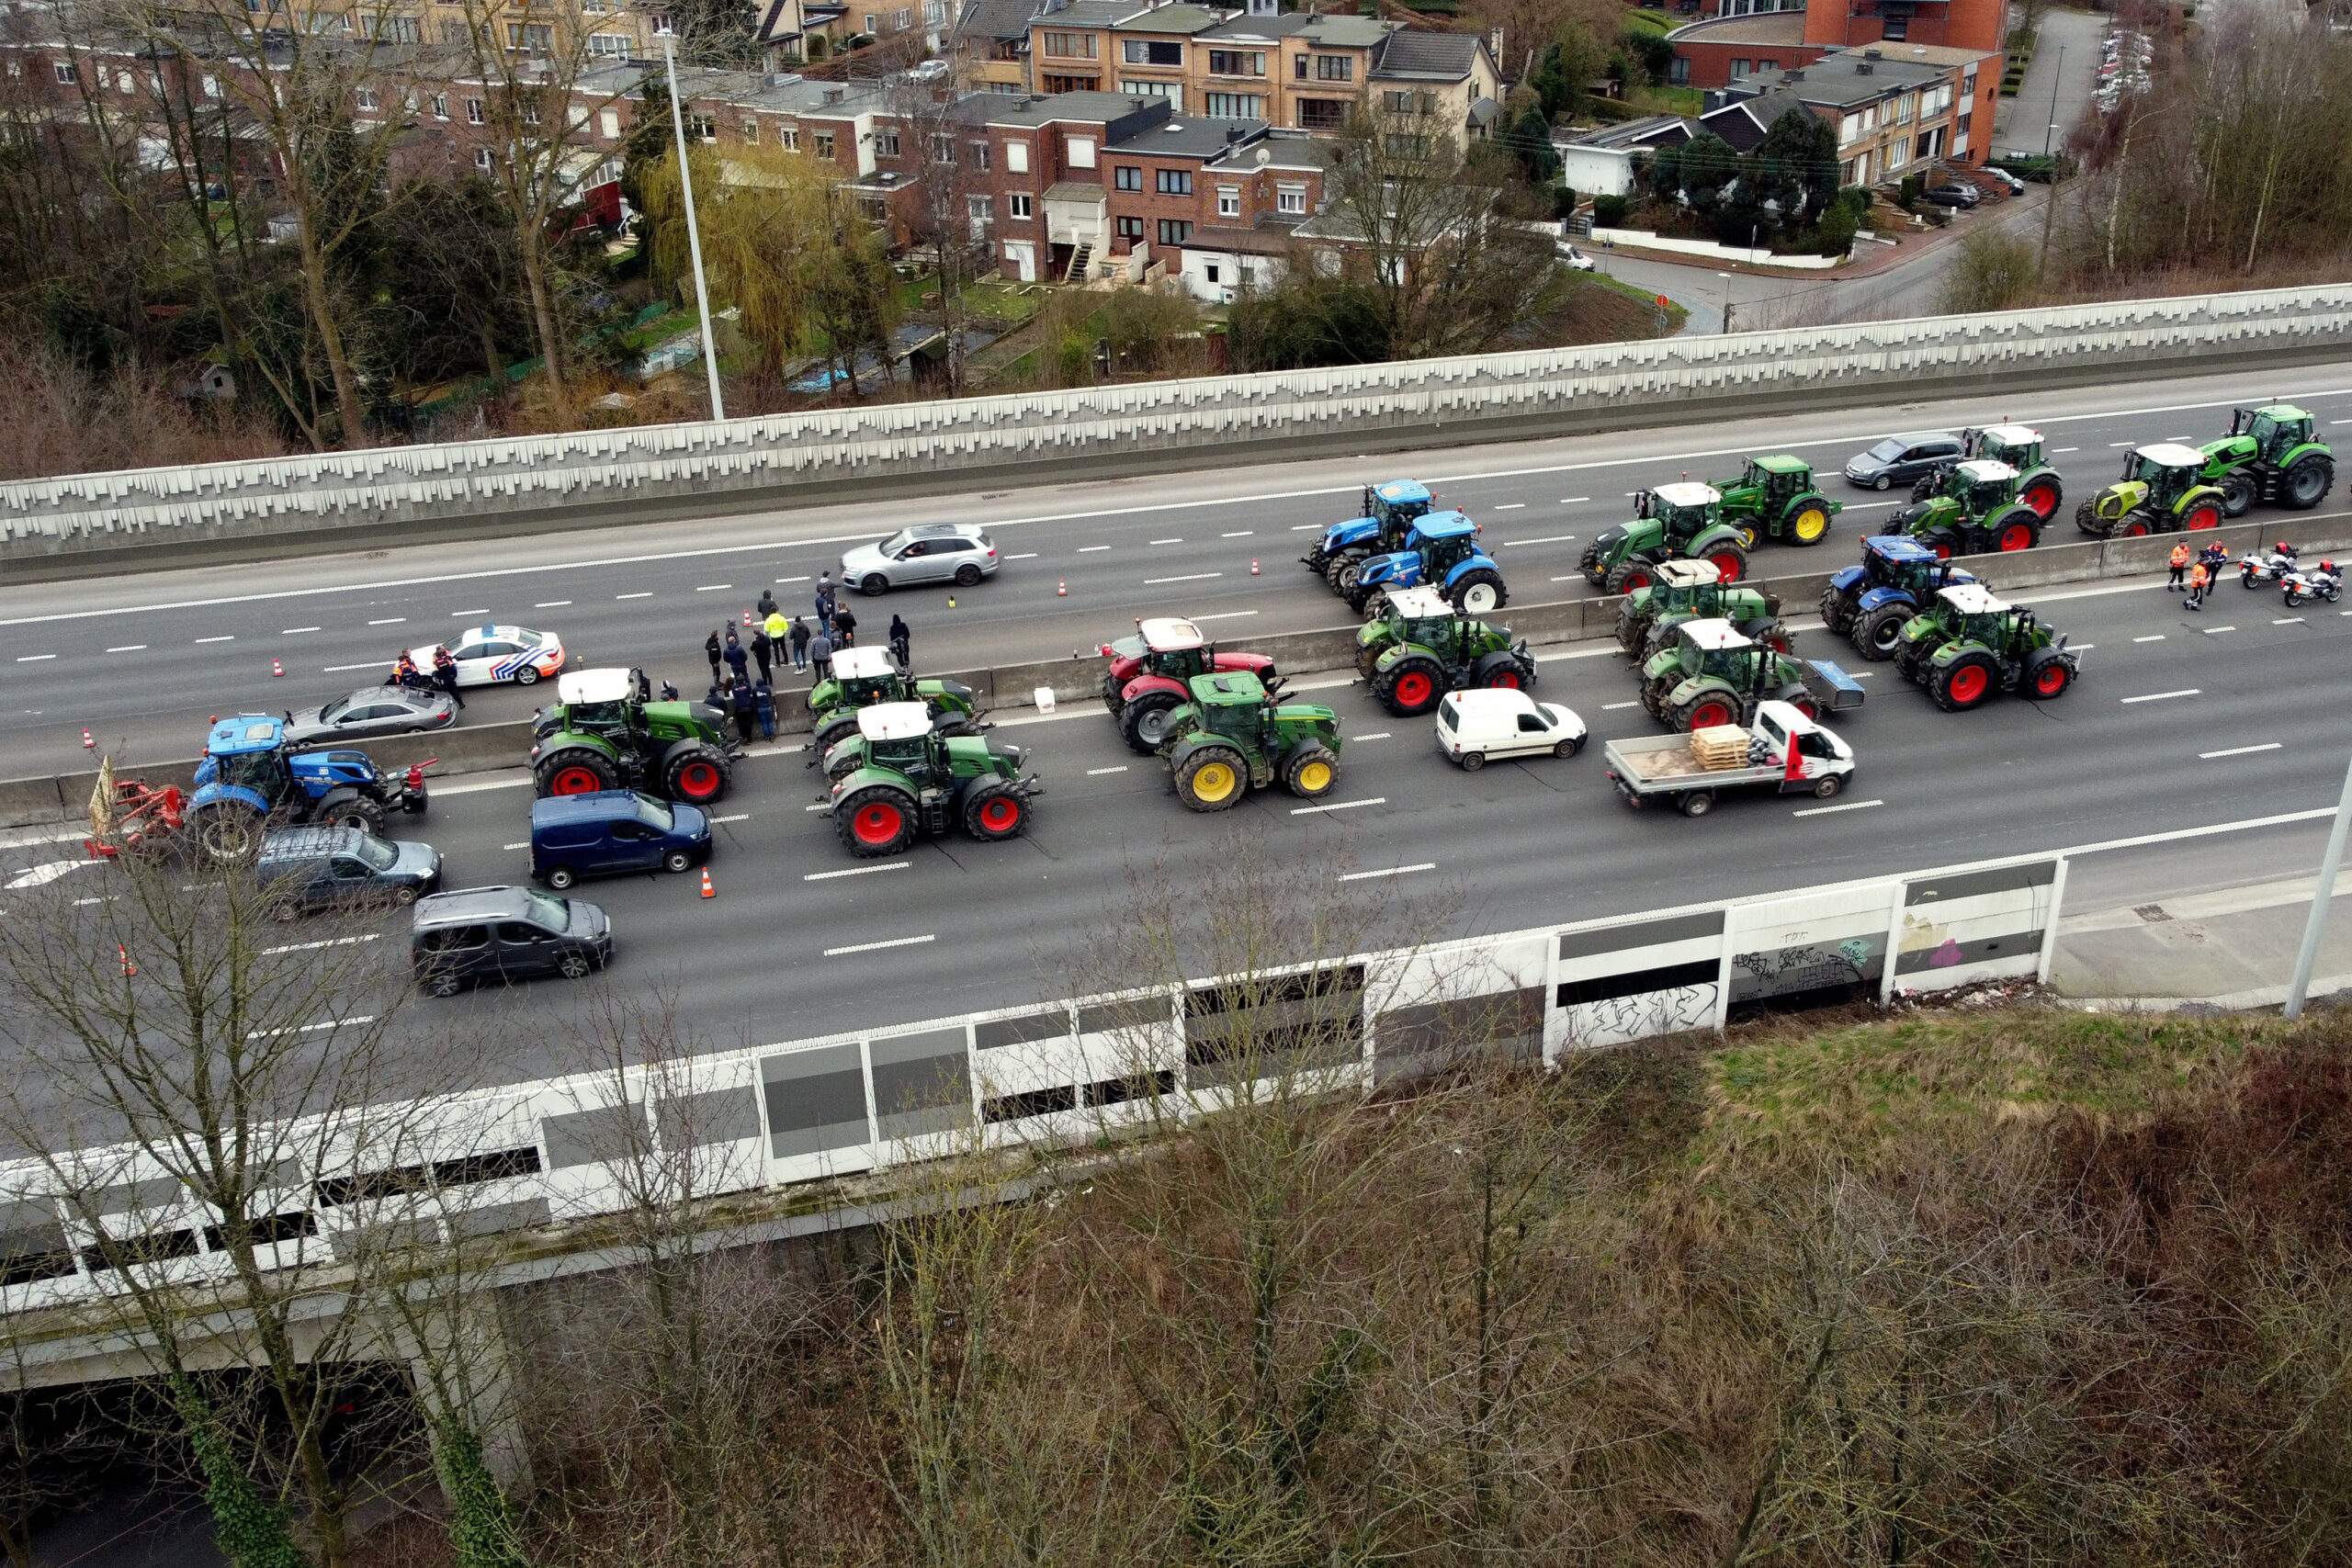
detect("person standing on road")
[889,614,910,669]
[764,608,788,656]
[730,678,758,745]
[752,626,774,684]
[2168,541,2190,591]
[789,616,811,673]
[753,677,775,739]
[432,646,467,709]
[831,604,857,648]
[705,628,723,684]
[756,588,779,621]
[2199,540,2230,586]
[2186,558,2210,611]
[816,573,837,629]
[808,626,833,684]
[723,629,749,685]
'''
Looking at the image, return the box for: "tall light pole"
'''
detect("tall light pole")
[2285,743,2352,1019]
[662,31,725,423]
[1716,270,1735,333]
[2041,46,2066,158]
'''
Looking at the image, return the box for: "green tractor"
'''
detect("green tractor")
[1352,586,1537,716]
[1892,584,2081,712]
[807,645,983,756]
[1910,424,2065,520]
[1158,671,1344,813]
[2074,445,2229,538]
[828,702,1043,858]
[2199,403,2335,515]
[1711,455,1841,548]
[531,669,741,806]
[1613,558,1789,660]
[1636,619,1865,734]
[1578,482,1755,593]
[1876,458,2044,557]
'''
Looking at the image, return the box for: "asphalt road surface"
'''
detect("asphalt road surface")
[5,359,2349,778]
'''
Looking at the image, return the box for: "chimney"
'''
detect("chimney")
[1863,47,1882,59]
[1489,25,1502,62]
[1855,60,1871,73]
[1784,68,1804,81]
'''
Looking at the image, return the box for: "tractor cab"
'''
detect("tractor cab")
[1126,616,1211,679]
[1635,481,1722,542]
[1965,424,2046,469]
[1380,586,1462,656]
[199,715,295,800]
[1929,582,2012,641]
[1648,558,1723,610]
[1365,479,1434,534]
[827,645,909,705]
[2226,404,2315,465]
[855,702,938,779]
[1861,534,1943,586]
[1742,455,1815,504]
[1951,458,2018,513]
[2124,444,2209,508]
[1672,617,1758,682]
[1404,512,1483,575]
[1186,671,1274,741]
[552,669,646,739]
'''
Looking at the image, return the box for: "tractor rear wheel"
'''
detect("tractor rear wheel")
[1098,672,1125,716]
[812,716,863,754]
[537,748,619,798]
[1615,611,1649,657]
[1736,616,1792,653]
[2217,470,2257,518]
[2023,649,2075,701]
[1639,675,1676,717]
[1373,656,1446,716]
[1853,604,1913,661]
[1450,570,1507,615]
[1473,651,1532,691]
[2285,455,2335,510]
[961,780,1028,841]
[1283,743,1340,799]
[2019,476,2063,517]
[1670,694,1740,733]
[315,788,387,836]
[1930,651,1999,712]
[1769,684,1819,722]
[2183,500,2223,531]
[1919,525,1962,560]
[1985,504,2041,553]
[1117,692,1185,752]
[836,786,918,857]
[190,802,266,863]
[1603,561,1655,595]
[1174,746,1250,813]
[1702,542,1750,582]
[1356,588,1390,622]
[663,743,732,805]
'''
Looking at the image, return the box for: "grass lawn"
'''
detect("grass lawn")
[1626,8,1677,34]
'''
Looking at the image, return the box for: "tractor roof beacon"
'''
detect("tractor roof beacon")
[532,666,741,807]
[1159,671,1345,813]
[827,700,1042,858]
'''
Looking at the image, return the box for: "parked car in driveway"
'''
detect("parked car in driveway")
[1844,433,1965,491]
[283,685,457,745]
[1920,183,1981,209]
[1555,241,1596,272]
[841,524,1001,595]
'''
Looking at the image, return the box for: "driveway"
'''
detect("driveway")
[1992,6,2109,159]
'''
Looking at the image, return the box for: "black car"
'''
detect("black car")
[283,686,458,746]
[1843,432,1964,491]
[411,885,612,997]
[256,827,442,916]
[1920,183,1981,210]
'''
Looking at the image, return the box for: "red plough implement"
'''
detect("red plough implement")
[83,760,186,861]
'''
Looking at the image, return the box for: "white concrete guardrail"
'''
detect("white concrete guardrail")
[0,851,2059,1332]
[4,285,2349,577]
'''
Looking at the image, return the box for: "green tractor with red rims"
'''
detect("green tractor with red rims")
[1352,587,1536,716]
[2074,445,2230,537]
[1100,615,1281,753]
[1578,482,1756,592]
[1910,424,2066,520]
[1875,458,2045,557]
[1613,558,1789,659]
[1893,583,2082,712]
[531,669,740,807]
[828,703,1043,858]
[1635,619,1865,733]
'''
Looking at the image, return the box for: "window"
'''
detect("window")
[442,20,469,43]
[1384,131,1430,157]
[967,140,989,169]
[582,0,604,9]
[1123,39,1182,65]
[52,62,76,85]
[687,113,715,142]
[1005,140,1028,173]
[378,16,421,41]
[1043,73,1100,93]
[475,147,494,171]
[1155,167,1191,195]
[814,130,837,158]
[1838,112,1861,144]
[1730,59,1750,78]
[1668,54,1690,85]
[598,107,618,136]
[1067,134,1095,167]
[588,32,631,54]
[1157,218,1191,244]
[1883,139,1906,171]
[895,8,911,28]
[921,131,945,161]
[1009,191,1033,219]
[780,126,799,150]
[1115,214,1146,240]
[1204,92,1261,118]
[1295,98,1345,130]
[1892,94,1913,124]
[203,73,221,98]
[1314,53,1351,81]
[1042,30,1098,58]
[1276,183,1306,214]
[1758,57,1778,72]
[466,97,484,124]
[865,13,877,29]
[1881,12,1906,39]
[1216,185,1238,217]
[506,22,551,51]
[523,103,540,126]
[741,118,759,143]
[1123,80,1182,107]
[967,193,993,223]
[1207,49,1264,76]
[1381,89,1428,113]
[355,87,379,112]
[1204,263,1219,283]
[1114,164,1141,191]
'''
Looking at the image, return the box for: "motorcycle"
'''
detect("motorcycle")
[2237,543,2300,589]
[2281,562,2343,608]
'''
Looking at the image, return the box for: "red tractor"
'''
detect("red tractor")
[1100,616,1282,753]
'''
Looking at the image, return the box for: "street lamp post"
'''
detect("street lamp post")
[2285,743,2352,1020]
[2041,46,2066,158]
[662,32,726,423]
[1717,270,1735,334]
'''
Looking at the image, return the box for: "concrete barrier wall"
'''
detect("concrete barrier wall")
[6,285,2350,578]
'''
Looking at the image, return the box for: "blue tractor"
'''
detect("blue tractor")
[1817,536,1978,661]
[1351,512,1510,619]
[187,715,430,863]
[1302,479,1435,599]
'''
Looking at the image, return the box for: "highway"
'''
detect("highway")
[4,360,2349,778]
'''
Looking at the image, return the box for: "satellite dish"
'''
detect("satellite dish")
[1255,147,1269,164]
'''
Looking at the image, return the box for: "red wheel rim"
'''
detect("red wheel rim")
[550,766,602,795]
[2023,482,2058,517]
[1623,570,1651,591]
[1690,700,1732,729]
[1950,665,1988,703]
[677,762,720,800]
[2036,665,2067,695]
[1999,523,2034,552]
[852,802,903,844]
[1790,698,1816,719]
[1395,671,1433,707]
[979,796,1020,831]
[1709,553,1742,582]
[1930,539,1953,560]
[2187,505,2220,530]
[2120,522,2150,537]
[1487,670,1521,689]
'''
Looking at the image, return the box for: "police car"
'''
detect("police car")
[407,624,567,688]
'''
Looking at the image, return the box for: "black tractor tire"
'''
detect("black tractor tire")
[536,747,621,798]
[1603,560,1657,595]
[662,741,733,806]
[1894,636,1939,684]
[1736,616,1792,653]
[1099,671,1126,716]
[2216,469,2258,518]
[2073,498,2104,537]
[1116,692,1186,753]
[812,715,863,754]
[961,779,1029,841]
[836,784,919,856]
[1982,504,2041,554]
[933,716,981,739]
[825,749,865,783]
[2022,649,2075,702]
[1909,471,1940,502]
[2114,507,2160,538]
[1768,683,1819,722]
[1352,586,1388,621]
[190,801,266,864]
[1929,650,2001,712]
[1328,556,1363,596]
[1449,570,1508,616]
[1173,745,1250,813]
[1668,692,1747,734]
[1918,525,1962,560]
[1355,639,1383,678]
[1818,585,1853,635]
[1638,674,1676,717]
[1853,604,1914,661]
[1577,541,1604,585]
[1615,610,1649,657]
[1471,649,1533,692]
[1371,654,1448,716]
[314,788,387,836]
[1301,544,1328,572]
[2285,455,2335,511]
[1282,742,1340,800]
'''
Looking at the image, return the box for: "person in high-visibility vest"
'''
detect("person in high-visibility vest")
[2186,558,2211,611]
[2168,541,2191,591]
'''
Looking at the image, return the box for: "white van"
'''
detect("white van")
[1433,688,1587,771]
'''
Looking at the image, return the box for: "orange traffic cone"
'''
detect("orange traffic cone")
[699,866,715,898]
[118,944,135,977]
[82,728,94,750]
[741,609,752,626]
[1250,558,1260,575]
[272,659,284,677]
[1057,580,1067,597]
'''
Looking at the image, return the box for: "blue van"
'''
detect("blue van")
[529,791,711,889]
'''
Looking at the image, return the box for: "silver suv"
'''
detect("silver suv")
[840,524,1001,595]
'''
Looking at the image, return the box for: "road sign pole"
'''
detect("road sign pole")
[2284,741,2352,1019]
[662,33,726,423]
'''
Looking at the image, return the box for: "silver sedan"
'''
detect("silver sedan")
[283,687,458,746]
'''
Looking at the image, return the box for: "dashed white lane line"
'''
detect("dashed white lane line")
[1601,700,1643,710]
[1353,731,1393,741]
[195,636,232,644]
[1339,863,1435,882]
[2121,688,2200,704]
[502,840,529,851]
[775,575,809,585]
[1493,503,1525,511]
[1149,537,1183,545]
[2201,742,2283,760]
[324,660,393,672]
[1503,534,1577,547]
[262,934,379,954]
[2274,616,2304,625]
[804,803,830,812]
[1079,545,1111,553]
[106,645,144,653]
[2109,441,2134,447]
[616,592,651,599]
[695,583,730,592]
[710,813,751,824]
[283,626,319,635]
[536,600,571,608]
[1291,523,1322,530]
[452,609,488,617]
[2204,625,2235,635]
[1146,573,1222,585]
[368,617,406,625]
[824,933,935,957]
[1086,765,1128,775]
[2133,634,2165,642]
[15,653,53,661]
[1293,796,1385,815]
[4,862,84,888]
[1221,529,1253,536]
[2054,446,2081,453]
[1560,496,1590,503]
[805,862,910,881]
[249,1016,376,1040]
[1192,611,1258,621]
[1793,798,1883,818]
[1007,552,1039,560]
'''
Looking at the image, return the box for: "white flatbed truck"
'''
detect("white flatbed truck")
[1602,700,1855,818]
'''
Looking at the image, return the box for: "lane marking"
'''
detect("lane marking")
[2200,742,2282,759]
[1007,552,1038,559]
[324,660,393,672]
[1353,731,1393,740]
[282,626,319,635]
[1493,503,1525,511]
[502,840,528,851]
[1601,700,1642,710]
[805,803,830,812]
[804,862,910,881]
[262,934,379,955]
[1221,530,1253,536]
[452,609,487,617]
[1149,537,1183,545]
[2203,625,2235,634]
[616,592,651,599]
[2067,807,2336,857]
[1191,610,1258,621]
[2274,616,2304,625]
[1085,765,1128,775]
[195,635,233,644]
[2109,441,2134,446]
[823,933,935,957]
[695,583,730,592]
[250,1016,376,1039]
[1079,545,1111,553]
[106,645,145,653]
[2132,634,2165,642]
[775,575,809,584]
[1560,496,1589,503]
[2054,446,2081,453]
[368,616,405,625]
[1145,573,1221,584]
[1793,797,1883,817]
[2121,688,2200,704]
[15,653,53,662]
[710,813,750,823]
[1293,796,1385,815]
[535,600,571,608]
[1291,523,1321,531]
[3,862,84,888]
[1503,534,1577,547]
[1339,863,1435,882]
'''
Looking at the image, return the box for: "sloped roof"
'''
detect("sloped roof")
[1372,30,1485,82]
[956,0,1037,40]
[1700,89,1811,152]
